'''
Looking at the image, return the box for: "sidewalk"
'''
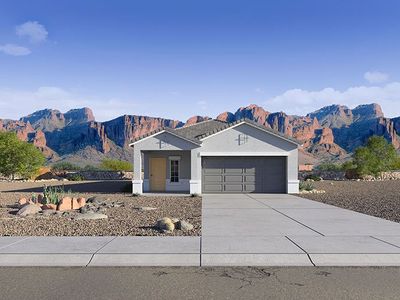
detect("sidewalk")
[1,235,400,266]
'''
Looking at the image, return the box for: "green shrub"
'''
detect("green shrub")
[51,162,81,171]
[352,136,399,176]
[304,174,321,181]
[100,159,133,171]
[316,162,342,172]
[42,185,73,205]
[0,132,45,179]
[82,164,101,171]
[299,181,314,191]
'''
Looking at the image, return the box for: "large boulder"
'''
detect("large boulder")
[17,204,42,216]
[57,197,72,211]
[177,220,194,231]
[157,217,175,232]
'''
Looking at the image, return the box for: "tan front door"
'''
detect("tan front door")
[149,157,166,192]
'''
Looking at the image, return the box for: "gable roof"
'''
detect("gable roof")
[129,118,300,146]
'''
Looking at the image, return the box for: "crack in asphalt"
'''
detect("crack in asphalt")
[152,267,306,290]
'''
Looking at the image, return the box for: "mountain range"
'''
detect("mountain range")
[0,103,399,166]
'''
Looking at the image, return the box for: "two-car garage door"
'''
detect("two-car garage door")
[202,156,287,193]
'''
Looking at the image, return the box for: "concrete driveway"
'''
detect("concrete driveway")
[202,193,400,266]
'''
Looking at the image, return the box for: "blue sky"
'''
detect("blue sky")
[1,0,400,121]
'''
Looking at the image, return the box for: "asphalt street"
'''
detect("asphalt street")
[0,267,400,299]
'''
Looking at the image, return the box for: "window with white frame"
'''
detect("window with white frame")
[170,159,180,183]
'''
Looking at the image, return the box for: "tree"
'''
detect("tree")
[352,136,399,176]
[99,158,133,171]
[0,132,45,179]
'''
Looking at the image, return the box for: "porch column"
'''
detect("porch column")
[189,149,202,194]
[132,147,143,194]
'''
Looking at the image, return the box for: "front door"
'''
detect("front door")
[150,157,166,192]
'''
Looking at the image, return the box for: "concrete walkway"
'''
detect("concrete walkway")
[1,194,400,266]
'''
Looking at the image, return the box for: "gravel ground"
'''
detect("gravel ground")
[0,187,201,236]
[300,180,400,223]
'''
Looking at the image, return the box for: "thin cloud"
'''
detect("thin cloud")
[0,86,138,121]
[364,71,389,84]
[0,44,31,56]
[16,21,48,43]
[265,82,400,117]
[197,100,207,110]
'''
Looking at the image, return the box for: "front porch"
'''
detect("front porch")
[133,150,194,194]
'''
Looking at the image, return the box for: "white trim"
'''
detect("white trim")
[288,180,299,194]
[189,180,202,194]
[132,180,143,194]
[199,152,289,156]
[199,121,299,145]
[129,130,201,147]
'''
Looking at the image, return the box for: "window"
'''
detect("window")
[170,160,179,182]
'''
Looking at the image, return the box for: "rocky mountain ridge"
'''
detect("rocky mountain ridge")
[0,104,398,166]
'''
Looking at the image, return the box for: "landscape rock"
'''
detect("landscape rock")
[164,222,175,232]
[157,217,175,231]
[77,197,86,207]
[87,196,109,205]
[177,220,194,231]
[135,206,157,211]
[74,212,108,220]
[71,198,80,210]
[57,197,72,211]
[42,204,57,210]
[18,198,28,207]
[171,218,179,224]
[17,204,42,216]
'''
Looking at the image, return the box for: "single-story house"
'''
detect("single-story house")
[129,118,300,194]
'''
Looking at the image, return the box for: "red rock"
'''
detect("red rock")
[77,197,86,208]
[185,116,211,126]
[57,197,72,211]
[42,204,57,210]
[18,198,28,206]
[71,198,80,210]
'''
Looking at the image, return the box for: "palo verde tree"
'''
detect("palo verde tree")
[352,135,400,176]
[0,131,45,179]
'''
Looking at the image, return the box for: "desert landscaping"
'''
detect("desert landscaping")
[300,179,400,223]
[0,181,201,236]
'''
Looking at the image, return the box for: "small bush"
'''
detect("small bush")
[82,164,101,171]
[51,162,81,171]
[42,185,73,205]
[304,174,321,181]
[299,181,314,191]
[100,159,133,172]
[316,162,342,172]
